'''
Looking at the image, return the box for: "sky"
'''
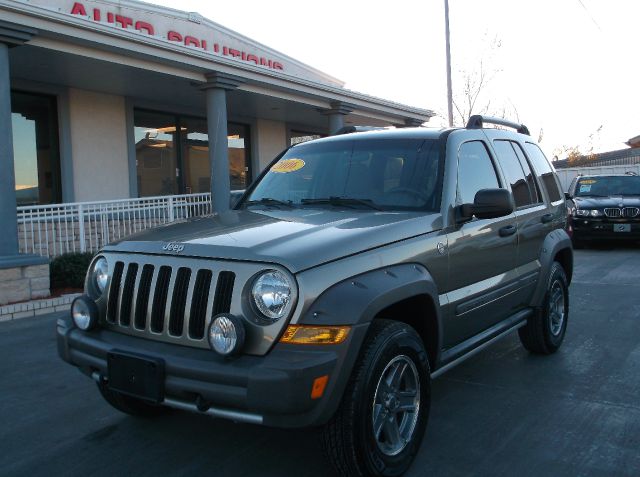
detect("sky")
[148,0,638,160]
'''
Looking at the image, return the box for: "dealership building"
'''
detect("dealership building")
[0,0,433,304]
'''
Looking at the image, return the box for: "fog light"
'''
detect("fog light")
[208,314,245,356]
[71,296,98,331]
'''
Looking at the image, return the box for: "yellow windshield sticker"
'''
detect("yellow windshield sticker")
[580,179,597,185]
[271,158,305,173]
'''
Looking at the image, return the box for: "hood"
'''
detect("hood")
[103,208,441,273]
[574,196,640,209]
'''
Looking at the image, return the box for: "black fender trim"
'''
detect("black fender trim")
[530,229,573,308]
[299,263,441,328]
[295,263,442,425]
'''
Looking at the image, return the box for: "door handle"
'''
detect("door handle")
[541,213,554,224]
[499,224,517,237]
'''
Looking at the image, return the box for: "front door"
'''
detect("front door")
[444,138,519,347]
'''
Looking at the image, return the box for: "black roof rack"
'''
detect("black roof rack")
[333,126,389,136]
[466,115,530,136]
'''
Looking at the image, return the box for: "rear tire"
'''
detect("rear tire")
[519,261,569,354]
[321,320,430,477]
[98,381,167,417]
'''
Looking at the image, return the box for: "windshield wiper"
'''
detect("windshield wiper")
[244,198,294,209]
[301,197,382,210]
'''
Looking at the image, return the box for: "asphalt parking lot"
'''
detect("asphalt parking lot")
[1,245,639,477]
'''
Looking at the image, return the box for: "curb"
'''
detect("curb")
[0,294,81,322]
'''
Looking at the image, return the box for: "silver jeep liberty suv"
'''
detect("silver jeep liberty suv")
[58,115,573,477]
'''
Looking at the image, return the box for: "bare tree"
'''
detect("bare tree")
[553,125,603,165]
[451,35,509,126]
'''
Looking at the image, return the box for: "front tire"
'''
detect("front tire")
[321,320,430,477]
[519,261,569,354]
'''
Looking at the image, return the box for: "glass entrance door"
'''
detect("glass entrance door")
[134,109,251,197]
[134,111,180,197]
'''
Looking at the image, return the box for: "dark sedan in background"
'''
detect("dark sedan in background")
[566,173,640,247]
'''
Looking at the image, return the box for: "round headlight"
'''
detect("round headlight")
[251,270,293,322]
[208,314,245,356]
[71,296,99,331]
[92,257,109,294]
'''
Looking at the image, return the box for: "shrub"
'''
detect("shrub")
[49,252,94,290]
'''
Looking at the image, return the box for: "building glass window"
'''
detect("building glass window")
[11,91,61,205]
[228,123,250,190]
[182,117,210,194]
[134,109,250,197]
[134,110,179,197]
[290,130,324,146]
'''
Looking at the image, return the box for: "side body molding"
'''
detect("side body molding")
[530,229,573,308]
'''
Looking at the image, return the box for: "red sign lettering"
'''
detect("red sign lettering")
[70,2,86,16]
[68,1,285,72]
[135,21,154,35]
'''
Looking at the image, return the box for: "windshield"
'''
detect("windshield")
[575,176,640,197]
[243,138,442,211]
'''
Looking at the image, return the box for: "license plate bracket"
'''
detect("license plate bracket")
[107,351,164,403]
[614,223,631,233]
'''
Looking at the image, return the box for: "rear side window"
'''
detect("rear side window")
[523,143,563,202]
[511,142,542,204]
[457,141,500,205]
[492,140,535,208]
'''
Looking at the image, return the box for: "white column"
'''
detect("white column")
[199,73,244,214]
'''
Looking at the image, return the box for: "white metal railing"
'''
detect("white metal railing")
[17,193,213,258]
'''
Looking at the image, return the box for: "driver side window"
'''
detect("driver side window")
[457,141,501,205]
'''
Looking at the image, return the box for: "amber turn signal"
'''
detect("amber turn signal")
[280,325,350,345]
[311,375,329,399]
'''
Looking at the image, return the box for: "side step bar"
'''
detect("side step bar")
[431,309,531,379]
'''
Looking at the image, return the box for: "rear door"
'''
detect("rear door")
[486,133,567,305]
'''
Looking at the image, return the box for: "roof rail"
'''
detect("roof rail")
[333,126,389,136]
[466,115,530,136]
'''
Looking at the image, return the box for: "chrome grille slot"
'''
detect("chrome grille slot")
[106,261,124,324]
[189,269,213,339]
[134,265,154,329]
[624,207,639,218]
[213,271,235,315]
[119,263,138,326]
[151,266,172,333]
[169,267,192,336]
[604,208,621,218]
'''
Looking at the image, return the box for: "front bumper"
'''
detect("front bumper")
[570,217,640,241]
[57,316,368,428]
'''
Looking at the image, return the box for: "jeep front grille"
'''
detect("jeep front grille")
[604,207,639,218]
[106,260,235,343]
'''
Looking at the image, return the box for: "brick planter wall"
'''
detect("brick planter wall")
[0,263,50,305]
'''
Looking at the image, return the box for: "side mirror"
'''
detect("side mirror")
[458,188,514,222]
[564,191,572,200]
